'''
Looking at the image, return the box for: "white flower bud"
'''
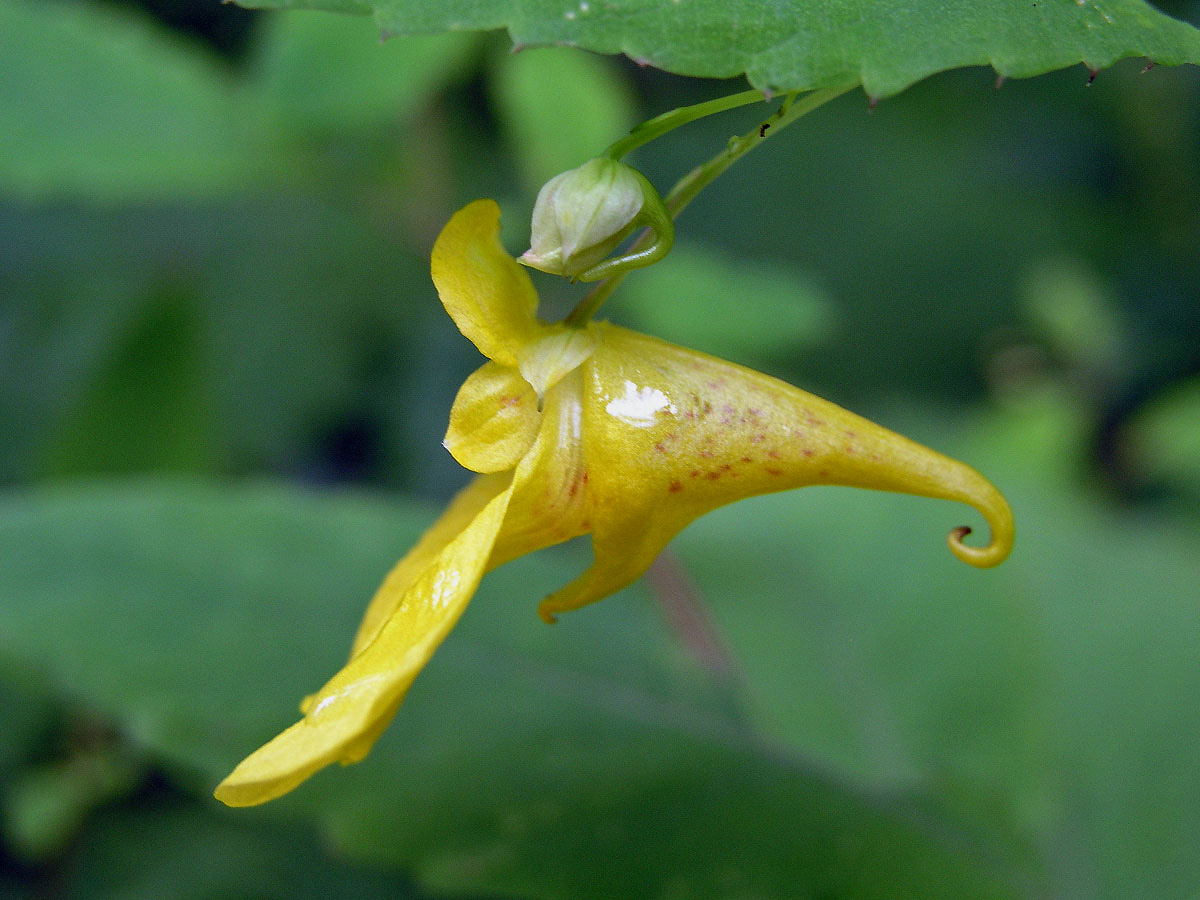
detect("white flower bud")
[519,158,649,279]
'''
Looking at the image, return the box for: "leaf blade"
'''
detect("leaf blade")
[233,0,1200,97]
[0,479,1028,899]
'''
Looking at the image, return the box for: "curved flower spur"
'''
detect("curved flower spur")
[215,200,1013,807]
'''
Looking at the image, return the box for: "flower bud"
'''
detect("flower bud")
[519,158,670,281]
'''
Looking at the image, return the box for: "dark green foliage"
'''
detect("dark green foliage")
[2,1,1198,897]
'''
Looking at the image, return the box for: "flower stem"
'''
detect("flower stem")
[566,81,858,328]
[603,88,766,161]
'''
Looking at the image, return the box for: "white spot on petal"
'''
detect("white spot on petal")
[605,381,675,426]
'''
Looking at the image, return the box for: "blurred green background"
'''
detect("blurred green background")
[2,0,1200,897]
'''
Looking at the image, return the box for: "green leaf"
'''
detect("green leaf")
[0,0,278,201]
[1128,376,1200,497]
[1019,256,1126,371]
[4,750,145,863]
[0,878,33,900]
[491,45,637,187]
[673,400,1200,900]
[610,240,834,365]
[232,0,1200,98]
[972,400,1200,900]
[61,802,424,900]
[0,199,425,480]
[0,663,54,778]
[38,288,218,478]
[0,480,1024,900]
[250,10,479,138]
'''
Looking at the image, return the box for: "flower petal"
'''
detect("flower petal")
[444,362,540,474]
[213,477,515,807]
[517,325,597,404]
[431,199,541,367]
[349,473,512,658]
[537,323,1014,620]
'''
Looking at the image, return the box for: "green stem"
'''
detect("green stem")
[566,81,857,327]
[604,88,766,161]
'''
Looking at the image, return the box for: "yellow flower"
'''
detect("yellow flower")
[214,199,1013,807]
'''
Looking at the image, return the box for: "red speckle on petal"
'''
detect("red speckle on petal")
[765,467,782,476]
[689,470,701,478]
[654,442,666,453]
[802,448,815,458]
[706,471,721,480]
[767,449,780,459]
[668,481,683,493]
[720,464,733,472]
[741,456,753,463]
[581,471,590,484]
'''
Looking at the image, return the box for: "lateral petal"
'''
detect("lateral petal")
[213,478,515,807]
[444,362,540,474]
[348,473,512,659]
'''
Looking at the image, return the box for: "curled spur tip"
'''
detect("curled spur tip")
[946,489,1014,569]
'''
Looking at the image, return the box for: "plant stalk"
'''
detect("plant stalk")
[566,82,857,327]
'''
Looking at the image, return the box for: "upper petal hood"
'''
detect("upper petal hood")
[433,200,597,400]
[432,199,541,368]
